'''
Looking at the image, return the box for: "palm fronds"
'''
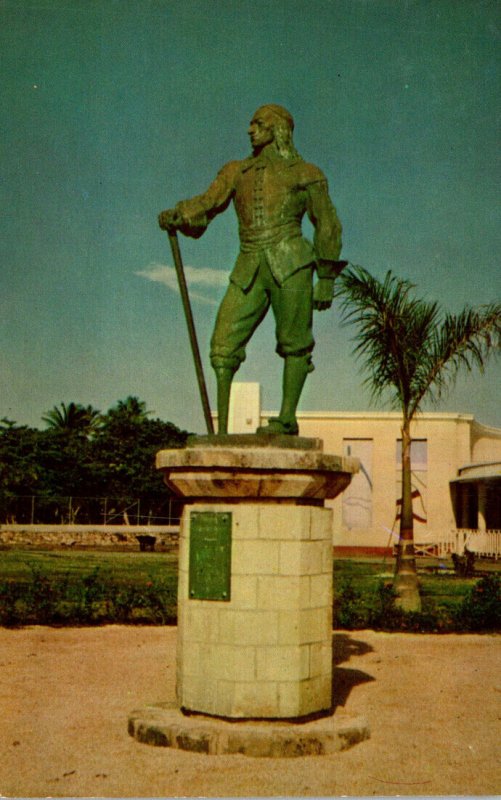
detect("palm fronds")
[42,402,102,434]
[338,265,500,419]
[410,303,501,416]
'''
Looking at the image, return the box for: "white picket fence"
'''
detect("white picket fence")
[415,529,501,560]
[459,529,501,560]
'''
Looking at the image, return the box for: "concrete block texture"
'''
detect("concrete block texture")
[279,540,324,575]
[256,645,310,682]
[177,501,334,718]
[232,680,280,718]
[257,575,311,610]
[278,607,332,645]
[232,539,280,575]
[278,675,333,717]
[218,609,279,645]
[258,505,312,539]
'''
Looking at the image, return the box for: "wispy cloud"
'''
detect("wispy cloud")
[136,262,229,306]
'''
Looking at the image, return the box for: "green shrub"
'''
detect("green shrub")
[454,574,501,631]
[0,567,177,627]
[367,582,404,630]
[0,581,24,626]
[333,580,369,629]
[365,582,451,632]
[333,576,501,633]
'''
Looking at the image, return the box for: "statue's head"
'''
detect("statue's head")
[248,104,298,159]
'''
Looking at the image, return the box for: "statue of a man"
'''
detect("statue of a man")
[159,104,346,435]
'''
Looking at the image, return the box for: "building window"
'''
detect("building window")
[342,439,373,529]
[395,439,428,528]
[396,439,427,470]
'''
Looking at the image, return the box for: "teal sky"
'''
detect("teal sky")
[2,0,500,432]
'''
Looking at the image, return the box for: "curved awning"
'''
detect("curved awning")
[450,461,501,484]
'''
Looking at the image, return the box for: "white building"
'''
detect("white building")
[226,383,501,557]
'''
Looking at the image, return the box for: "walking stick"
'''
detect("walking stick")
[166,230,215,435]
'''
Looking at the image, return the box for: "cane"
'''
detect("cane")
[166,230,215,435]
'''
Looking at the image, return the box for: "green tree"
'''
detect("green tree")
[39,403,102,520]
[103,396,150,432]
[42,402,101,437]
[0,399,188,525]
[88,398,188,519]
[0,421,41,520]
[339,266,501,611]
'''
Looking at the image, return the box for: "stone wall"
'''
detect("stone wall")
[0,524,179,551]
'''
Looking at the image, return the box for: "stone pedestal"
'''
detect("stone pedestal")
[156,435,359,721]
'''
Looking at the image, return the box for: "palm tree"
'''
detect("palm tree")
[42,402,102,437]
[339,266,501,611]
[104,396,151,426]
[0,418,18,430]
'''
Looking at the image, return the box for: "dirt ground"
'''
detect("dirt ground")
[0,625,499,798]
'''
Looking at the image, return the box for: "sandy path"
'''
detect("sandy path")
[0,625,499,797]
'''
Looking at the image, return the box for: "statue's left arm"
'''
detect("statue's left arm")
[305,170,347,310]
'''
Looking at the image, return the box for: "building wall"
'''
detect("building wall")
[227,383,501,550]
[262,409,500,551]
[471,420,501,463]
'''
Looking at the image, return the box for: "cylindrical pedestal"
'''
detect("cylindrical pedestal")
[178,502,333,718]
[157,435,358,720]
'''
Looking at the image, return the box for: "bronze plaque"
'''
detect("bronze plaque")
[189,511,232,601]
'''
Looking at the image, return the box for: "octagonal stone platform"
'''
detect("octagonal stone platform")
[156,433,358,501]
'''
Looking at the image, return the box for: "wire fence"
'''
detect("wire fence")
[0,495,183,526]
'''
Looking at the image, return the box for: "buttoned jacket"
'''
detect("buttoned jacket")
[174,148,343,289]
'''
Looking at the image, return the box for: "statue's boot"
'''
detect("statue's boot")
[214,366,235,435]
[257,355,311,436]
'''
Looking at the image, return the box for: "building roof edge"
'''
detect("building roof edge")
[262,410,477,422]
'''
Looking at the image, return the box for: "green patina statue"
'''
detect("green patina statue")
[159,104,346,435]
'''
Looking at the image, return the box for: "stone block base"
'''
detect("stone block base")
[128,702,370,757]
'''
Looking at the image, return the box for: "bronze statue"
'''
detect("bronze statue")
[159,104,346,435]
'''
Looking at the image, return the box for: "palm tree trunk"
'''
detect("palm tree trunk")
[394,418,422,611]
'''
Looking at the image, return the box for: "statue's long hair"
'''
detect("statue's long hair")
[255,104,301,161]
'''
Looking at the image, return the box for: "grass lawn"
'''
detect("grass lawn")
[0,548,178,584]
[0,549,499,630]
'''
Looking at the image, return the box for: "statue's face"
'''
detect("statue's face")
[248,110,275,150]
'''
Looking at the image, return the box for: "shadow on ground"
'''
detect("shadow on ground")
[331,632,375,712]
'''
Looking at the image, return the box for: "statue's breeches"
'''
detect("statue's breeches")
[210,256,314,370]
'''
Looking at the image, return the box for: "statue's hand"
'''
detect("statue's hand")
[158,208,182,232]
[313,277,335,311]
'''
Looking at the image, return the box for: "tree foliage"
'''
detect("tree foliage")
[0,398,189,524]
[42,401,102,436]
[339,267,501,419]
